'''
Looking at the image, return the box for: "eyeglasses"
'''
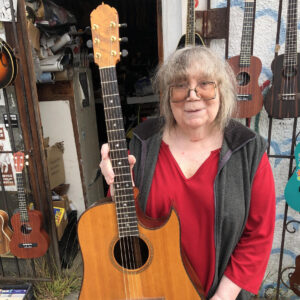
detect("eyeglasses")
[170,81,217,103]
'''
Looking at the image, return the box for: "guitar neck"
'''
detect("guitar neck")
[16,172,29,223]
[284,0,298,67]
[185,0,196,46]
[240,0,255,67]
[99,67,139,238]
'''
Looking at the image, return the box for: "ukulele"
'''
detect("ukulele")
[77,3,204,299]
[0,209,13,255]
[9,152,50,259]
[0,38,18,89]
[177,0,204,49]
[289,255,300,296]
[264,0,300,118]
[227,0,263,118]
[284,143,300,212]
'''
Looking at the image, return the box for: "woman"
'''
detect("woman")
[100,46,275,299]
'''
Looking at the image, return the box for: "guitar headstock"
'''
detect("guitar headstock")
[90,3,120,68]
[13,151,25,173]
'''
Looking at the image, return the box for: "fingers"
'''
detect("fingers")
[100,143,115,185]
[100,144,137,188]
[128,155,136,187]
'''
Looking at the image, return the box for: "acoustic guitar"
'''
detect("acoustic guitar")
[77,3,204,299]
[284,143,300,212]
[9,152,50,259]
[177,0,204,49]
[0,209,13,255]
[227,0,263,118]
[0,38,18,89]
[264,0,300,118]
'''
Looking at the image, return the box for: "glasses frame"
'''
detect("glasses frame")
[169,81,217,103]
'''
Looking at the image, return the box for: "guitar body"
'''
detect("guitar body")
[0,210,13,255]
[284,143,300,212]
[0,38,17,88]
[264,53,300,118]
[9,210,50,259]
[78,200,203,300]
[177,33,204,49]
[227,55,263,118]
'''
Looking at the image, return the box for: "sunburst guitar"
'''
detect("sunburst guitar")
[77,3,205,300]
[9,152,50,259]
[0,38,18,88]
[0,210,13,255]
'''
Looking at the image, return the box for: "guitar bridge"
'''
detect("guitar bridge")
[18,243,37,248]
[237,94,252,101]
[280,93,297,101]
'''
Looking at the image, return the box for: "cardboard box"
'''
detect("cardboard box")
[52,194,70,212]
[45,141,65,190]
[53,206,68,241]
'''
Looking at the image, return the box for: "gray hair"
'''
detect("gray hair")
[153,46,237,130]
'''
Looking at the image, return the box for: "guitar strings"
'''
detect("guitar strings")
[284,1,296,103]
[101,61,140,299]
[100,67,129,299]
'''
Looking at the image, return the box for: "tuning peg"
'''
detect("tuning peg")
[119,37,128,43]
[119,23,127,28]
[121,49,128,57]
[25,161,29,166]
[25,154,29,159]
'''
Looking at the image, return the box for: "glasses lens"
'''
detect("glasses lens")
[170,81,216,103]
[195,82,216,99]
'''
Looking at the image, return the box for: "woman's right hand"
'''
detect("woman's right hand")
[99,143,137,187]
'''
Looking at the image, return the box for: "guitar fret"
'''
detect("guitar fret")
[117,215,137,221]
[101,80,118,84]
[119,229,139,238]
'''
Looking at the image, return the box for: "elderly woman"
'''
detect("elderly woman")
[100,46,275,299]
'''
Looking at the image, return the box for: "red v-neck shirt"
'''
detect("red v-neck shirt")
[145,141,275,295]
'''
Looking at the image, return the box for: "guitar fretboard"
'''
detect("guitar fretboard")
[283,0,298,68]
[16,173,29,223]
[240,0,255,67]
[99,67,139,238]
[185,0,196,46]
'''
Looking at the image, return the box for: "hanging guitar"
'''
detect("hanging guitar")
[77,3,204,299]
[284,143,300,212]
[227,0,263,118]
[177,0,204,49]
[9,152,50,259]
[0,209,13,255]
[264,0,300,118]
[0,38,18,89]
[289,255,300,296]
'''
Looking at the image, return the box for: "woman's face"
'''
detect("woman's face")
[169,67,220,131]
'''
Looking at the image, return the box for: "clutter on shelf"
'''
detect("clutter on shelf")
[25,0,93,84]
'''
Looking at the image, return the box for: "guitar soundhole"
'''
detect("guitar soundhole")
[236,72,250,86]
[114,236,149,270]
[283,66,297,78]
[21,224,32,234]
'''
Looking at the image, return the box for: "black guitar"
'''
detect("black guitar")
[177,0,204,49]
[264,0,300,118]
